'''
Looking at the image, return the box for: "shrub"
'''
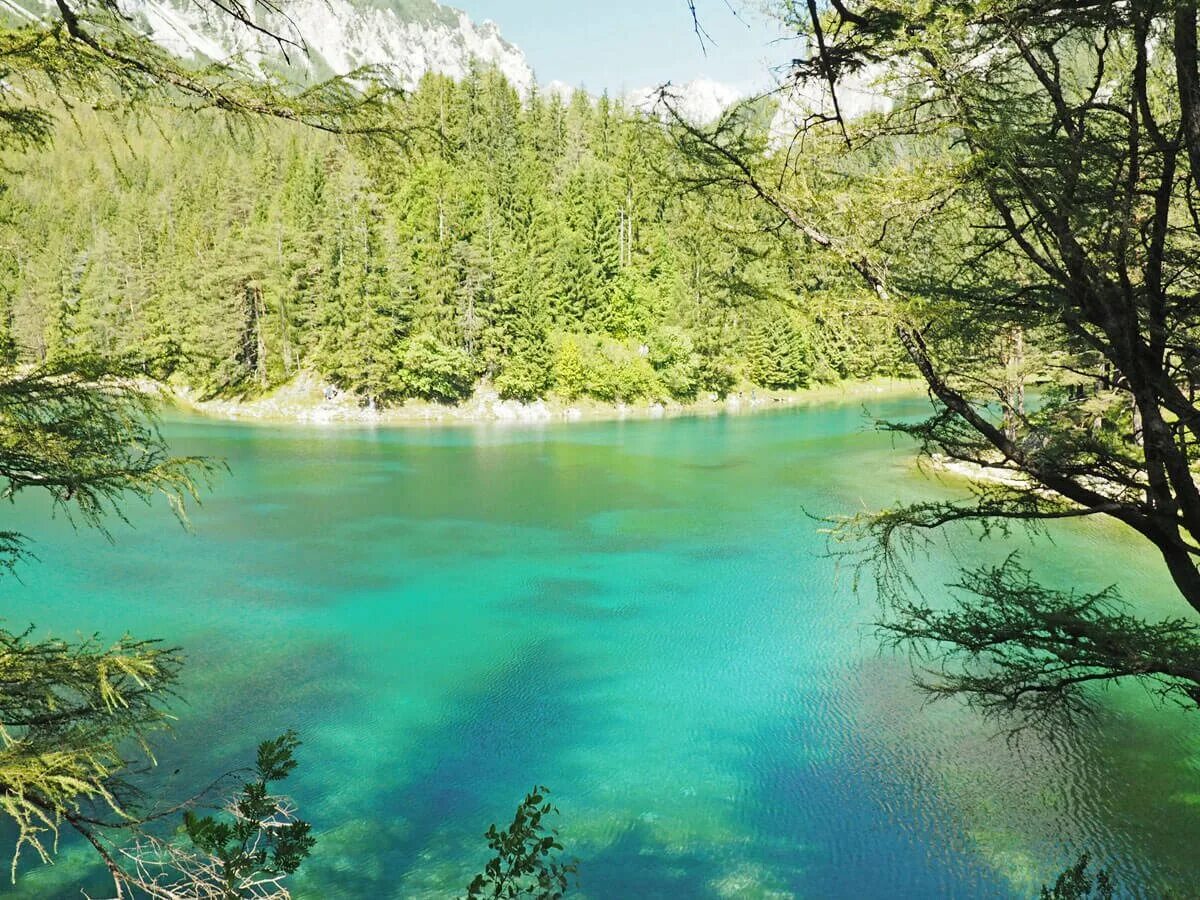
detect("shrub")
[658,355,702,400]
[401,333,476,403]
[496,351,551,402]
[611,357,657,401]
[695,356,736,397]
[552,337,587,400]
[646,326,692,370]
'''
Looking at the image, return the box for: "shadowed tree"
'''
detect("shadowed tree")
[673,0,1200,725]
[0,0,394,892]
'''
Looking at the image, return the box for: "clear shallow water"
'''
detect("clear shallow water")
[3,398,1198,898]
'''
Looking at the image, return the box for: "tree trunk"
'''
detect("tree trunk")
[1002,326,1025,442]
[1176,3,1200,191]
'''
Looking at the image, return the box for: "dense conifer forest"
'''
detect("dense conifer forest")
[1,68,903,407]
[7,0,1200,894]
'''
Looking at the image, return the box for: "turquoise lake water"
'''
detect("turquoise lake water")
[3,397,1198,898]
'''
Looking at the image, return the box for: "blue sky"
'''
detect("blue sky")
[458,1,792,93]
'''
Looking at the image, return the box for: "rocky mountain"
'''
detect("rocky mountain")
[1,0,534,91]
[627,77,743,124]
[768,64,891,146]
[3,0,749,119]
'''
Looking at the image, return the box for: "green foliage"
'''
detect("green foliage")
[694,355,736,399]
[0,72,901,407]
[571,340,658,403]
[647,327,703,401]
[0,356,216,551]
[876,557,1200,726]
[181,731,315,896]
[551,337,587,400]
[656,358,701,400]
[495,350,551,402]
[402,332,476,403]
[465,787,576,900]
[745,313,812,389]
[0,629,181,878]
[1039,853,1114,900]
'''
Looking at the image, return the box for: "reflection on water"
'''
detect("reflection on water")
[3,399,1197,898]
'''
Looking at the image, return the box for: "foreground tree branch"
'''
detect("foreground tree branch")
[0,0,376,890]
[672,0,1200,726]
[883,558,1200,729]
[1,0,401,151]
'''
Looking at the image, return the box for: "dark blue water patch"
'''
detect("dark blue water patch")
[294,641,609,899]
[733,699,1013,898]
[507,577,640,621]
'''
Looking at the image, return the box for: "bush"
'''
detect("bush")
[582,350,619,401]
[695,356,736,397]
[611,357,657,401]
[576,341,657,402]
[552,337,587,400]
[646,326,692,370]
[658,355,702,400]
[401,333,476,403]
[495,350,551,402]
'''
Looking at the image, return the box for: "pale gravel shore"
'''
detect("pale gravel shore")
[165,373,925,428]
[927,454,1032,488]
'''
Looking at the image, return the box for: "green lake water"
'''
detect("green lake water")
[3,397,1198,898]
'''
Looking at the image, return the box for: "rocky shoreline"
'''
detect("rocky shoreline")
[166,373,924,428]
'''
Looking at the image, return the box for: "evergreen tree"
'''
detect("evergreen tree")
[552,336,587,400]
[0,0,389,891]
[746,313,812,389]
[0,67,902,409]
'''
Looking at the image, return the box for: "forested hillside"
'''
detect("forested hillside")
[0,68,903,407]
